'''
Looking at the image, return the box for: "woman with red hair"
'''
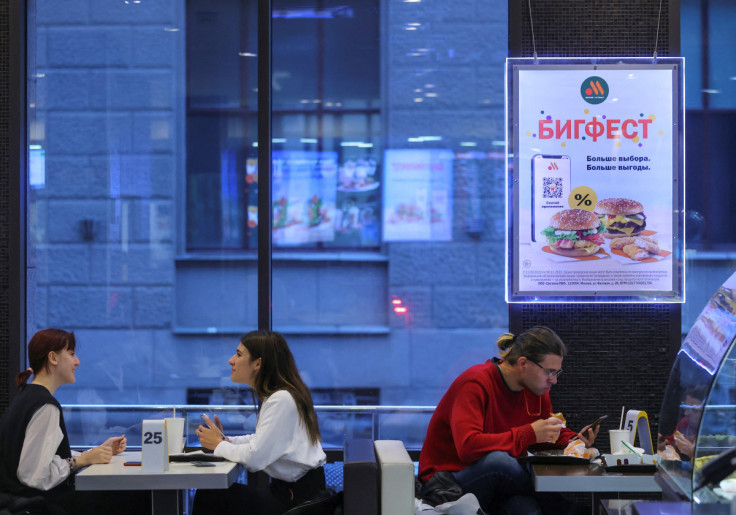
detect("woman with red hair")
[0,328,149,514]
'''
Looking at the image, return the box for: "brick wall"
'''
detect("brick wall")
[0,0,10,411]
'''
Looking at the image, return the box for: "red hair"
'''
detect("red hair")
[16,329,76,387]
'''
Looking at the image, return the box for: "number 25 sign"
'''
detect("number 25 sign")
[141,419,169,472]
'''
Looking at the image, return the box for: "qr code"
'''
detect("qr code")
[543,177,563,198]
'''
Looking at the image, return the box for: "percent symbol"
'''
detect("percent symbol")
[568,186,597,212]
[574,193,592,207]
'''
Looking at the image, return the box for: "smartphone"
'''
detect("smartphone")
[531,154,571,242]
[200,414,226,439]
[123,461,142,466]
[191,461,216,467]
[588,415,609,431]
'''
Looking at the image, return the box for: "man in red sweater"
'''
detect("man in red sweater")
[418,326,598,514]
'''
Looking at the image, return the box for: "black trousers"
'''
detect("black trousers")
[192,466,326,515]
[41,487,151,515]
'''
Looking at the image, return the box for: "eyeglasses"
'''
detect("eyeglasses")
[528,359,563,379]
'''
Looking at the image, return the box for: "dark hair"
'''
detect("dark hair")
[240,330,321,445]
[16,328,76,387]
[684,385,707,402]
[496,326,566,365]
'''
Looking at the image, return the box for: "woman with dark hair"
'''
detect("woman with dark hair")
[418,326,599,515]
[0,328,149,514]
[193,330,326,515]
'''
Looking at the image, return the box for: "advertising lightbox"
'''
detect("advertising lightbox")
[383,149,453,242]
[506,58,684,302]
[271,150,338,246]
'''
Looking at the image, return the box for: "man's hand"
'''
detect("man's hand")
[575,424,600,448]
[532,417,564,443]
[674,434,695,459]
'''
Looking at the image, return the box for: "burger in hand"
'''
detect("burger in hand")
[594,198,646,238]
[541,209,605,257]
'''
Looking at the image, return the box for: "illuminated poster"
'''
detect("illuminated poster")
[684,272,736,374]
[334,157,381,247]
[383,149,453,241]
[507,58,684,302]
[29,145,45,189]
[272,150,338,245]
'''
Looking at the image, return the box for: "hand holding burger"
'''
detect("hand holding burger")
[532,414,566,443]
[541,209,605,257]
[550,412,566,426]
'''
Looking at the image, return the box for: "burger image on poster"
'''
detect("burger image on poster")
[540,208,606,257]
[594,197,647,238]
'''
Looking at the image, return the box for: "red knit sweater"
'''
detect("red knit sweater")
[418,359,576,481]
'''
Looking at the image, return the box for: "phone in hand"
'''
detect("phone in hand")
[200,414,226,440]
[587,415,609,432]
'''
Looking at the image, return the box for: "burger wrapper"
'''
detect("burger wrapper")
[564,440,600,460]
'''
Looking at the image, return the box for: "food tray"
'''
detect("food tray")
[519,451,591,465]
[604,464,657,473]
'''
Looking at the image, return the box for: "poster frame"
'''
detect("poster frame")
[506,57,685,303]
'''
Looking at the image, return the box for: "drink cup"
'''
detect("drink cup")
[165,417,185,455]
[609,429,632,454]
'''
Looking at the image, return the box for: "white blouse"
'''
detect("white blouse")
[213,390,326,482]
[17,404,78,491]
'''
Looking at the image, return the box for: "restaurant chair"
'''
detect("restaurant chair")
[342,439,379,515]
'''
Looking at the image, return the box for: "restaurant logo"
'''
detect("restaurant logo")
[580,76,609,104]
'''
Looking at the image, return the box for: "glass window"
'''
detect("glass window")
[186,0,381,251]
[25,0,509,456]
[682,0,736,250]
[22,0,736,489]
[681,0,736,330]
[272,0,511,435]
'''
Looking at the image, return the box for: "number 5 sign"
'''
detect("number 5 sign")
[624,409,653,455]
[142,419,169,472]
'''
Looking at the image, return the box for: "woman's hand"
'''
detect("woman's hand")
[212,415,225,435]
[575,424,600,447]
[76,445,113,467]
[102,435,127,455]
[532,417,564,443]
[196,421,225,450]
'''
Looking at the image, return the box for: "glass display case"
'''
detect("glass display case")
[657,270,736,509]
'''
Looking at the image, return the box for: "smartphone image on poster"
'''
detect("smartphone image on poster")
[531,155,571,242]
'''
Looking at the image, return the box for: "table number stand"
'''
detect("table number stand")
[624,409,653,455]
[142,419,169,472]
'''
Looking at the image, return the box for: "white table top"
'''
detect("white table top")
[76,451,242,491]
[532,464,661,493]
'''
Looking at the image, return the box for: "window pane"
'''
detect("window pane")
[272,0,510,450]
[707,0,736,109]
[27,0,258,417]
[681,0,736,331]
[186,0,381,251]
